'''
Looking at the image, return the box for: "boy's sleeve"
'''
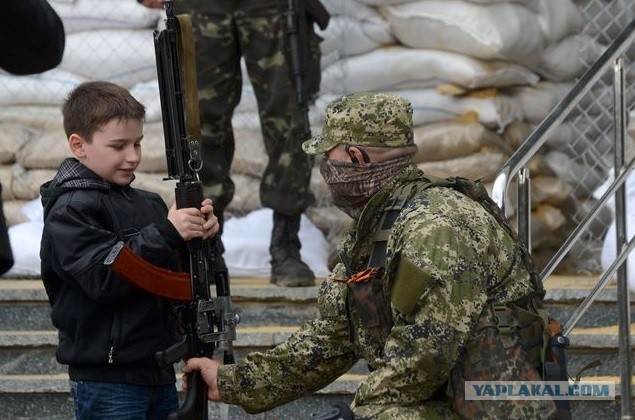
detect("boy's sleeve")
[216,281,358,414]
[45,196,179,303]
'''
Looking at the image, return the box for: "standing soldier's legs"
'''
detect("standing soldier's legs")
[174,0,241,268]
[238,0,321,286]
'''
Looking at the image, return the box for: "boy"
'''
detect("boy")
[40,81,219,419]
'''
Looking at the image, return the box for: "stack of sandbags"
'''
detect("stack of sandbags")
[0,0,616,274]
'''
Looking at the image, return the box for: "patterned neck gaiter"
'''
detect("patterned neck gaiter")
[320,152,414,219]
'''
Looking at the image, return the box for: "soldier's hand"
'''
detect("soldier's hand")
[182,357,222,401]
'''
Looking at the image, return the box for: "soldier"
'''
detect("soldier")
[178,92,558,419]
[141,0,324,287]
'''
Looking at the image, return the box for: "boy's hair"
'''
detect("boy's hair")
[62,81,146,141]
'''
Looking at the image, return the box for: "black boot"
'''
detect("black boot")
[270,211,315,287]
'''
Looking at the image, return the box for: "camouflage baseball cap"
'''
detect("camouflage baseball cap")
[302,92,414,155]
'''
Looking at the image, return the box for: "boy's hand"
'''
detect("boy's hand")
[182,357,222,401]
[168,199,219,241]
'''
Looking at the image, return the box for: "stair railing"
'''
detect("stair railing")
[492,18,635,417]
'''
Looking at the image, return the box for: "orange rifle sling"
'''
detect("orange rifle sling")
[104,241,192,302]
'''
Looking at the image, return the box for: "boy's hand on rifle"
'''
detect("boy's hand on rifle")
[168,199,219,241]
[182,357,222,401]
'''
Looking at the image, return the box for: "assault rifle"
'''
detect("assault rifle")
[104,2,240,419]
[286,0,330,144]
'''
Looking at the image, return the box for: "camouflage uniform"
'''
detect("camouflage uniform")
[216,94,557,418]
[173,0,321,216]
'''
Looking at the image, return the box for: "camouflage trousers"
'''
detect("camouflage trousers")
[174,0,321,217]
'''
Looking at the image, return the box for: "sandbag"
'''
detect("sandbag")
[417,150,507,182]
[0,124,32,164]
[231,129,267,178]
[413,119,512,163]
[0,68,85,106]
[226,173,261,215]
[538,34,604,82]
[16,129,69,170]
[50,0,161,33]
[317,15,393,58]
[388,88,522,130]
[222,208,330,278]
[10,166,57,200]
[535,0,583,44]
[321,46,539,94]
[130,172,175,206]
[60,29,157,88]
[0,105,64,130]
[381,1,545,68]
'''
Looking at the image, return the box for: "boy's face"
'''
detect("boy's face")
[69,118,143,187]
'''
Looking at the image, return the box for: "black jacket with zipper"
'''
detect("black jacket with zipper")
[40,158,183,385]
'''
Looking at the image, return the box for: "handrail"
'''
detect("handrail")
[491,17,635,211]
[490,17,635,417]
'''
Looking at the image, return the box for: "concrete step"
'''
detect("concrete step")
[1,275,630,330]
[0,323,630,376]
[0,371,629,419]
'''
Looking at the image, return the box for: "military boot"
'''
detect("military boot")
[270,211,315,287]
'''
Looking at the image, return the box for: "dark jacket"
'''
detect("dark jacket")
[1,0,65,75]
[40,158,183,385]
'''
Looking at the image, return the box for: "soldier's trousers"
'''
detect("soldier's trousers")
[174,0,321,217]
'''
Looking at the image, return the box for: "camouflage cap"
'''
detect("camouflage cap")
[302,92,414,155]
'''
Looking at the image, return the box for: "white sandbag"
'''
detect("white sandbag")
[231,129,267,178]
[310,165,332,208]
[2,200,29,226]
[136,122,168,173]
[535,0,583,44]
[60,29,157,88]
[130,81,163,122]
[0,68,85,106]
[389,88,522,130]
[600,171,635,293]
[538,34,605,82]
[0,124,32,164]
[531,176,573,206]
[131,172,176,206]
[0,105,64,130]
[511,82,573,124]
[227,173,261,215]
[317,15,394,58]
[544,150,604,194]
[413,120,512,163]
[222,208,330,278]
[321,46,538,94]
[11,166,58,200]
[321,0,385,19]
[0,166,12,200]
[417,150,507,182]
[381,1,545,68]
[16,128,69,170]
[465,0,540,11]
[3,221,44,278]
[50,0,161,33]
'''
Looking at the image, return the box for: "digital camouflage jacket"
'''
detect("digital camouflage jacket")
[217,166,556,419]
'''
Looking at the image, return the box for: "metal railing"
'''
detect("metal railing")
[491,18,635,418]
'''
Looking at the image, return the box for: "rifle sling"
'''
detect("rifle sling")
[104,241,192,302]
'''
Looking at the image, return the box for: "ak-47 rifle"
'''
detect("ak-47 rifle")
[104,2,240,419]
[286,0,330,144]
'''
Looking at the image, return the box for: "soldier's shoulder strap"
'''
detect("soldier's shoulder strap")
[369,175,544,298]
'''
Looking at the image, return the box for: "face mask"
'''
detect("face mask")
[320,154,413,219]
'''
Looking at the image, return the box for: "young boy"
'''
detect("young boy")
[40,81,219,419]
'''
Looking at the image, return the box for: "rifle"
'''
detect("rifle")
[286,0,330,144]
[104,2,240,419]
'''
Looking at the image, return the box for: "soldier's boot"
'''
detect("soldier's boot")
[269,211,315,287]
